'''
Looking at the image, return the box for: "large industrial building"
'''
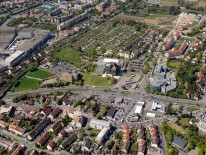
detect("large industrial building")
[0,28,52,67]
[57,12,90,31]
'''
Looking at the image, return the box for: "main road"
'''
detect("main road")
[4,75,206,106]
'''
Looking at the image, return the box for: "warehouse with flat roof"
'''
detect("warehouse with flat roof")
[4,50,26,67]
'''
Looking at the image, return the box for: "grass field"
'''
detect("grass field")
[114,14,176,25]
[14,69,53,91]
[82,73,112,86]
[187,107,199,112]
[73,20,138,54]
[178,118,190,127]
[14,77,40,91]
[160,0,178,6]
[168,60,181,70]
[167,121,186,134]
[26,69,53,80]
[54,46,83,68]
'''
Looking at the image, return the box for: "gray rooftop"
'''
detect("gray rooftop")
[173,135,187,149]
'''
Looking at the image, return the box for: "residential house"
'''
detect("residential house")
[81,139,92,153]
[59,94,69,105]
[163,39,175,51]
[0,120,9,128]
[48,107,62,120]
[58,129,67,139]
[47,140,56,151]
[118,50,130,59]
[28,118,50,140]
[95,127,110,144]
[30,150,39,155]
[41,106,52,116]
[36,132,50,147]
[174,32,181,40]
[122,140,131,154]
[64,109,85,127]
[149,124,159,148]
[9,123,25,136]
[172,135,188,149]
[106,106,116,119]
[60,134,77,149]
[0,138,16,151]
[70,143,81,154]
[137,125,146,155]
[168,41,188,57]
[90,119,111,130]
[12,145,26,155]
[8,106,16,118]
[122,125,131,153]
[49,121,64,133]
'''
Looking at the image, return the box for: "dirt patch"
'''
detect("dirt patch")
[113,14,169,24]
[167,121,186,134]
[197,0,206,7]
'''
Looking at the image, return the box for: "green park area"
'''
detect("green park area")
[26,69,53,80]
[82,73,113,87]
[13,77,40,91]
[187,107,200,112]
[14,69,53,91]
[54,46,83,68]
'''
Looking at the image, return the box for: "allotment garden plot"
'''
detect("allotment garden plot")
[73,20,140,54]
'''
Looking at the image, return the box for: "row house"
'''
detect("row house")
[162,39,175,51]
[95,127,110,144]
[60,134,77,149]
[64,109,85,127]
[0,120,9,128]
[137,125,146,155]
[49,121,64,133]
[48,107,62,120]
[9,123,25,136]
[168,41,188,57]
[122,125,131,154]
[47,140,56,151]
[149,124,160,148]
[12,145,26,155]
[36,132,50,147]
[28,118,50,140]
[41,106,52,116]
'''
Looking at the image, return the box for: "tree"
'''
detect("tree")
[0,100,5,106]
[110,77,117,84]
[107,140,115,150]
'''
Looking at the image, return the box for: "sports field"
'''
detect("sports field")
[54,46,83,68]
[26,69,53,79]
[160,0,178,6]
[82,73,112,86]
[113,14,176,25]
[14,69,53,91]
[14,77,40,91]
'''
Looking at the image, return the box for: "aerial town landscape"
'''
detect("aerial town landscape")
[0,0,206,155]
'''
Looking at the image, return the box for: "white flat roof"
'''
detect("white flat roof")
[138,101,145,105]
[90,119,111,127]
[96,127,110,140]
[103,58,119,64]
[4,50,25,64]
[134,105,143,114]
[146,112,155,117]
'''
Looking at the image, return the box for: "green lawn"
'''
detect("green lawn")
[178,118,190,127]
[187,107,199,112]
[26,69,53,80]
[14,77,40,91]
[160,0,178,6]
[168,60,181,70]
[82,73,112,86]
[54,46,83,68]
